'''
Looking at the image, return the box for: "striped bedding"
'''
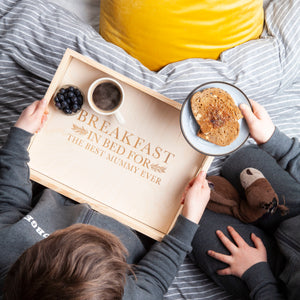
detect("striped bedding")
[0,0,299,298]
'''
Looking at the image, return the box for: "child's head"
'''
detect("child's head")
[4,224,131,300]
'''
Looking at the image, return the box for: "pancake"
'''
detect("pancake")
[190,87,243,146]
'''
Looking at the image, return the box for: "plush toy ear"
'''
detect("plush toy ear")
[206,175,240,217]
[239,168,288,222]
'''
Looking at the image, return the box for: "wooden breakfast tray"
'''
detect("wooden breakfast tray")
[28,49,213,240]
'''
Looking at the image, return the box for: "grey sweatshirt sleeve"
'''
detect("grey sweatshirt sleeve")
[0,127,33,226]
[123,215,199,300]
[260,127,300,182]
[242,262,285,300]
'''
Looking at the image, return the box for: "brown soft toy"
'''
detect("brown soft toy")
[207,168,288,223]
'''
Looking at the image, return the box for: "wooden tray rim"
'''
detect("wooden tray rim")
[29,48,213,240]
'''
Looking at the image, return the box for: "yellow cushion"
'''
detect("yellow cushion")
[99,0,264,71]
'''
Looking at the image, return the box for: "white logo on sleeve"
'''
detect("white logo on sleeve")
[23,215,49,238]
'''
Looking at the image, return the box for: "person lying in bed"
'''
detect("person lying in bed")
[191,100,300,299]
[0,99,211,299]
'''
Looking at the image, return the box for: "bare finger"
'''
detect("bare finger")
[35,98,48,115]
[217,267,232,276]
[194,171,206,185]
[227,226,248,248]
[239,103,255,123]
[207,249,232,265]
[25,101,40,115]
[249,99,268,120]
[202,178,209,189]
[251,233,265,250]
[216,230,237,253]
[181,177,196,203]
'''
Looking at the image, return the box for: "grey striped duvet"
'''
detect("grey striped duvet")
[0,0,299,298]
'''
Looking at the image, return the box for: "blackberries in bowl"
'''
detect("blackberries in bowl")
[53,85,84,115]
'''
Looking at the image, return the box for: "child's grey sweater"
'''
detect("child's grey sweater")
[0,127,199,299]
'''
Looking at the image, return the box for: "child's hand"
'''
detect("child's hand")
[239,99,275,145]
[15,99,49,134]
[181,171,211,224]
[207,226,267,278]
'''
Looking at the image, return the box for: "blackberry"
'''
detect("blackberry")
[53,85,84,115]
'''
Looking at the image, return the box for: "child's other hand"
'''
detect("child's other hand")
[15,99,49,134]
[239,99,275,145]
[181,171,211,224]
[208,226,267,278]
